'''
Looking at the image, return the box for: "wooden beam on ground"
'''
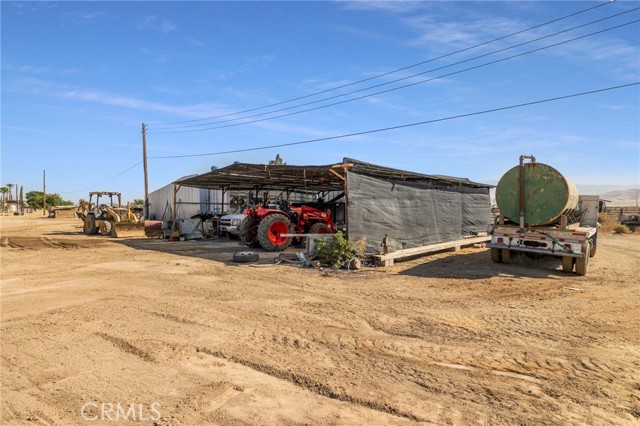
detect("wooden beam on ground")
[372,236,491,267]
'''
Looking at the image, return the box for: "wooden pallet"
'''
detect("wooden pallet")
[372,236,491,267]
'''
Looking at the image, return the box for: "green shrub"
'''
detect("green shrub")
[315,232,363,269]
[613,225,631,234]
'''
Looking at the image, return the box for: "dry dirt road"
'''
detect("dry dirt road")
[1,213,639,425]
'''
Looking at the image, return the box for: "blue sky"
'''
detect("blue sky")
[2,1,639,202]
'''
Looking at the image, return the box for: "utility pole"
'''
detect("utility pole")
[142,123,149,219]
[43,170,46,216]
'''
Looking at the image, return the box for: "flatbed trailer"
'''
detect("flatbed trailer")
[487,222,597,275]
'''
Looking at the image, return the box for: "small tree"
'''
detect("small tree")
[132,199,144,206]
[315,232,366,269]
[269,154,286,166]
[26,191,74,209]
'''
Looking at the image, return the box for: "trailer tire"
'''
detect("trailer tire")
[589,238,597,257]
[490,248,502,263]
[501,249,512,264]
[575,242,590,276]
[561,256,574,273]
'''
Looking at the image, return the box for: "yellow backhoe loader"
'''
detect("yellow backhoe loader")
[76,191,146,237]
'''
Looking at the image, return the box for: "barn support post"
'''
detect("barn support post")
[329,163,352,237]
[172,183,182,232]
[344,168,349,238]
[221,186,226,215]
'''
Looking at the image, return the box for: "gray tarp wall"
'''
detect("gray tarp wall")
[347,172,491,252]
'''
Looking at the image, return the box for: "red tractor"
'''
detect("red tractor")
[239,201,333,251]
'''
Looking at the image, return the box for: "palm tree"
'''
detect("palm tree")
[0,186,8,206]
[6,183,14,201]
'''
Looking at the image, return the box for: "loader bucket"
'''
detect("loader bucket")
[112,222,146,238]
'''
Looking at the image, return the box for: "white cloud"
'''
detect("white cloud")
[137,15,176,33]
[186,37,207,48]
[62,10,109,23]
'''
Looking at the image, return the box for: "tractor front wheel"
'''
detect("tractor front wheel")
[99,220,113,236]
[309,222,331,234]
[257,214,292,251]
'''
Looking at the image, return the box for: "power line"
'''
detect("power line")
[148,82,639,159]
[150,8,639,132]
[50,161,142,194]
[148,0,617,127]
[149,18,640,135]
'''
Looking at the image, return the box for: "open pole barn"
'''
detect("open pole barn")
[172,158,492,252]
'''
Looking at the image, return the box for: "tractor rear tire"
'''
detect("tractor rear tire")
[239,216,259,247]
[257,214,292,252]
[84,214,98,235]
[99,220,113,236]
[309,222,331,235]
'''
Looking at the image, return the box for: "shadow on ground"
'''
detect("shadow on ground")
[110,236,304,265]
[397,249,571,280]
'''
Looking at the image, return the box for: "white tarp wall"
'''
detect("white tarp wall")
[147,183,228,221]
[347,172,491,252]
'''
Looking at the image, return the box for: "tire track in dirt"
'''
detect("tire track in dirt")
[0,236,106,250]
[192,345,426,422]
[95,332,155,362]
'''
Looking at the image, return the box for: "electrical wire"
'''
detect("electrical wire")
[50,161,142,194]
[150,8,639,132]
[149,18,640,135]
[148,0,617,127]
[148,82,639,159]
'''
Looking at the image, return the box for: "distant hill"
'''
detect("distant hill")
[596,188,639,207]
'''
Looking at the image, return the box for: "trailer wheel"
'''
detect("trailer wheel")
[84,214,98,235]
[589,238,597,258]
[575,242,590,276]
[490,248,502,263]
[561,256,574,273]
[501,249,512,264]
[257,213,292,251]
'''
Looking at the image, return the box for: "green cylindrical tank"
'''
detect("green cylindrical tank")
[496,161,579,226]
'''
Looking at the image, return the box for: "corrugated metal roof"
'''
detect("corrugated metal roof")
[173,158,492,191]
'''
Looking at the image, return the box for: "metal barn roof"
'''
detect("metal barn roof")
[173,158,492,192]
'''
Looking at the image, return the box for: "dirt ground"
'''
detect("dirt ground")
[1,213,639,425]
